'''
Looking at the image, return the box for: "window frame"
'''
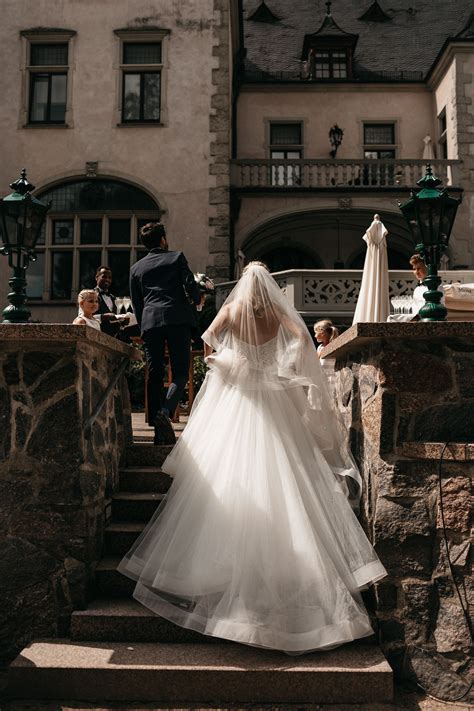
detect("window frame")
[121,70,162,123]
[362,121,397,158]
[268,120,304,187]
[313,49,348,80]
[114,29,170,127]
[33,210,161,302]
[20,30,76,128]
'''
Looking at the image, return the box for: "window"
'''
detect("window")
[315,50,347,79]
[115,29,170,125]
[31,179,161,301]
[307,49,348,80]
[364,124,395,146]
[438,108,448,159]
[269,123,303,186]
[363,122,396,185]
[23,35,73,124]
[122,41,162,122]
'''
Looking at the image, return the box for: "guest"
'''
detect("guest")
[410,253,445,317]
[314,319,339,355]
[93,266,122,336]
[130,222,202,445]
[314,319,339,391]
[73,290,101,330]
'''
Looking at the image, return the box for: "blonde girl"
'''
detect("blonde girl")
[73,289,100,330]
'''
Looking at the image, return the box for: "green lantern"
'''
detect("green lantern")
[0,169,51,323]
[399,164,461,321]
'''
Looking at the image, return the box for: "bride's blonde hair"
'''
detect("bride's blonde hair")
[242,261,270,317]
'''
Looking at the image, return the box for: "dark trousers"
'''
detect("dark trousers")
[143,325,191,423]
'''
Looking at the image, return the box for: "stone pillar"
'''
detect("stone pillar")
[323,322,473,700]
[0,325,135,663]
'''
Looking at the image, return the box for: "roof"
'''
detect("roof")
[243,0,474,81]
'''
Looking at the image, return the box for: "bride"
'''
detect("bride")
[118,261,386,654]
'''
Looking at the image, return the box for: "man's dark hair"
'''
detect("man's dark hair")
[96,265,112,277]
[140,222,167,250]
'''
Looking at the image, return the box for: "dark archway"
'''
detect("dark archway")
[242,209,414,270]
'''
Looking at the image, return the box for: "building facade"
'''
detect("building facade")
[232,0,474,278]
[0,0,240,322]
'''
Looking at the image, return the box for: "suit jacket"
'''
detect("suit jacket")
[130,248,201,334]
[94,287,117,316]
[93,286,120,337]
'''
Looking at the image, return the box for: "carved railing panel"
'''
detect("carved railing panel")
[216,270,474,313]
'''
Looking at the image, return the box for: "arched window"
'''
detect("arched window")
[29,178,161,300]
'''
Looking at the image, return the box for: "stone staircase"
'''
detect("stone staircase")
[6,416,393,705]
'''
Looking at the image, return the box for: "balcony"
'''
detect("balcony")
[230,159,462,191]
[216,269,474,321]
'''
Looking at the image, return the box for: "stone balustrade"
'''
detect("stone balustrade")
[216,269,474,320]
[0,325,137,663]
[323,322,473,700]
[230,159,462,190]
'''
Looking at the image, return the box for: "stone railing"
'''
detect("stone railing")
[323,322,474,699]
[216,269,474,319]
[0,325,138,663]
[230,159,462,190]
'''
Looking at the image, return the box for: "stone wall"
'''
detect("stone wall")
[324,322,473,702]
[0,325,134,663]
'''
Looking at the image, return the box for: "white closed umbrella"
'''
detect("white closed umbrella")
[422,135,436,160]
[353,214,390,324]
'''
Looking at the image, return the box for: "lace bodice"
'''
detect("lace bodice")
[232,335,279,369]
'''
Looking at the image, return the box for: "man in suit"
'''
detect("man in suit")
[130,222,202,445]
[94,266,119,337]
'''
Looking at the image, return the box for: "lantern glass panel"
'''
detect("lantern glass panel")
[2,212,19,248]
[18,204,46,250]
[417,200,441,246]
[440,200,458,245]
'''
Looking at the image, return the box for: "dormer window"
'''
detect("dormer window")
[311,49,348,79]
[302,1,358,81]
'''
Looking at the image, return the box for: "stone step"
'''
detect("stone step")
[104,521,144,556]
[126,443,173,467]
[7,639,393,703]
[95,556,136,598]
[112,492,164,522]
[119,466,173,493]
[71,598,210,644]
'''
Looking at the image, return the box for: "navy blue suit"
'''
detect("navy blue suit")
[130,248,201,422]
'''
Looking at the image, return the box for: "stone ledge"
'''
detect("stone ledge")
[0,324,141,361]
[400,442,474,461]
[322,321,474,360]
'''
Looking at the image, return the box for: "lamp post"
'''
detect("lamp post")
[329,124,344,158]
[399,164,460,321]
[0,169,50,323]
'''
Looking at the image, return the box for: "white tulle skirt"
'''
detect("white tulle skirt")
[118,370,387,654]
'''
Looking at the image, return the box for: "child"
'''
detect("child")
[73,289,101,330]
[314,319,339,357]
[314,319,339,391]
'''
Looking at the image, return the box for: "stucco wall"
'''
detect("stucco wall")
[0,0,232,322]
[237,85,434,159]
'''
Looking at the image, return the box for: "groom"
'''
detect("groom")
[130,222,202,445]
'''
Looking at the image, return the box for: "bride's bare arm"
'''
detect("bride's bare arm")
[204,304,231,356]
[280,313,306,340]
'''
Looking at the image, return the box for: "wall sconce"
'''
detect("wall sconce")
[329,124,344,158]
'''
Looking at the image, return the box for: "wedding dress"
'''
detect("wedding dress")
[118,263,386,654]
